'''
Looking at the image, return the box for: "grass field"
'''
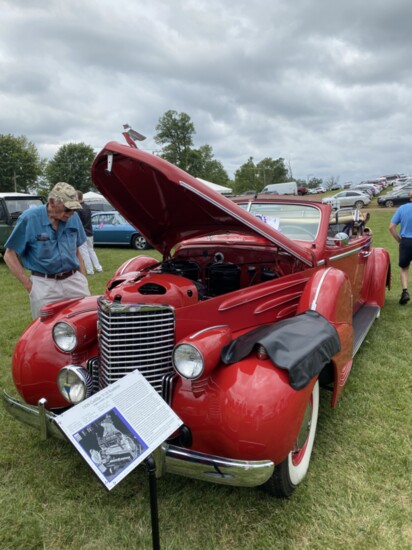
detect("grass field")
[0,209,411,550]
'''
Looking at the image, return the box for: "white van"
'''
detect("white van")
[261,182,297,195]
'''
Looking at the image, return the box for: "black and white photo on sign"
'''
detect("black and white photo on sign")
[73,407,147,482]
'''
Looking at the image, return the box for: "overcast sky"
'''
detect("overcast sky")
[1,0,412,184]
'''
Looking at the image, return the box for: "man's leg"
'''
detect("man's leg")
[398,240,411,304]
[400,266,409,290]
[87,236,102,272]
[80,241,94,275]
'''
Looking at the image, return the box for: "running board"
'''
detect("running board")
[352,305,380,356]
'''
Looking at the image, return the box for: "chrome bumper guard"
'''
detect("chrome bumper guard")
[2,391,275,488]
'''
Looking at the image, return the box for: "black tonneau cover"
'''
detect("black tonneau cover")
[221,310,340,390]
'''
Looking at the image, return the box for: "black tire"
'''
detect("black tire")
[385,200,394,208]
[263,381,319,498]
[131,234,148,250]
[354,200,364,209]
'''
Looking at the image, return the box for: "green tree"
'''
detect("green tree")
[233,156,289,194]
[233,157,259,194]
[45,143,96,193]
[187,145,230,185]
[154,110,195,171]
[0,134,43,193]
[255,157,289,190]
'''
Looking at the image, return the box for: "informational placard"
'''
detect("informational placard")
[254,213,280,231]
[55,369,183,490]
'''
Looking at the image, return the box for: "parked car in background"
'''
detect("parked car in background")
[92,210,151,249]
[352,186,374,197]
[297,186,308,195]
[0,192,45,253]
[393,180,412,191]
[377,188,412,208]
[382,174,401,185]
[322,190,371,209]
[262,182,298,195]
[3,137,390,499]
[365,178,387,189]
[308,186,326,194]
[353,184,380,196]
[393,180,412,192]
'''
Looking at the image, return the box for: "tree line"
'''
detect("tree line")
[0,110,327,196]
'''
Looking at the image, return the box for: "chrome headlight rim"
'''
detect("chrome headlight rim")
[57,365,93,405]
[52,322,77,352]
[173,343,204,380]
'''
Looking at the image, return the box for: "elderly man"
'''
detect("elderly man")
[389,189,412,305]
[4,182,90,318]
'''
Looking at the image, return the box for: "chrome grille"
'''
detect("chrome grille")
[97,297,175,394]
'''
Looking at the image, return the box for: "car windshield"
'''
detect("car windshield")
[5,197,43,214]
[238,202,321,241]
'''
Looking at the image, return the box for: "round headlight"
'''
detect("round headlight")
[53,322,77,352]
[57,366,93,404]
[173,344,204,379]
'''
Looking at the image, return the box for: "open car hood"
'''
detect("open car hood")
[91,142,315,266]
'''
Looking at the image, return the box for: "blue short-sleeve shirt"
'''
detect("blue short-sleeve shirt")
[391,203,412,238]
[5,204,87,274]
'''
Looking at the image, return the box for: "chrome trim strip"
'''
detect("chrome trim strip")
[329,244,368,262]
[189,325,230,339]
[310,267,332,311]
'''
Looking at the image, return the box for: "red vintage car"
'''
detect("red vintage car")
[3,140,391,498]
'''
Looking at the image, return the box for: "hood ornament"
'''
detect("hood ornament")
[122,124,147,148]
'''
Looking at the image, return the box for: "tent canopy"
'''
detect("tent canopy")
[83,191,107,201]
[196,178,232,195]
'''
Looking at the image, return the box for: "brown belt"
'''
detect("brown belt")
[31,269,77,280]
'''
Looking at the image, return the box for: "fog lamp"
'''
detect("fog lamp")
[57,366,93,404]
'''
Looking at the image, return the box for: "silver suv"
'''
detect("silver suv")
[322,190,371,209]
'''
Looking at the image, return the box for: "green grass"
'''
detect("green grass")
[0,221,411,550]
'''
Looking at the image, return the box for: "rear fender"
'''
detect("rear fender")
[297,268,353,406]
[360,248,391,306]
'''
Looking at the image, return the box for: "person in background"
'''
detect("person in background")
[388,189,412,305]
[4,182,90,319]
[76,190,103,275]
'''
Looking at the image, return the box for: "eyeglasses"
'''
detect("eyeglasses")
[64,207,74,213]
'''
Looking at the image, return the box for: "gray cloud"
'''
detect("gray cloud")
[1,0,412,183]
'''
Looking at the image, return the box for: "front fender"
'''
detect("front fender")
[171,359,315,465]
[12,299,99,409]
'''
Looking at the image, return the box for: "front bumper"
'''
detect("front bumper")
[2,391,275,488]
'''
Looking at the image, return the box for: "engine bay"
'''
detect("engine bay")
[106,242,306,306]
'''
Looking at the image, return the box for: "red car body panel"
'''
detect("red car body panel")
[5,139,391,492]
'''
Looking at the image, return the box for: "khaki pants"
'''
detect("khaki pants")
[29,271,90,319]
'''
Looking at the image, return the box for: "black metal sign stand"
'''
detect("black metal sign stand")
[144,455,160,550]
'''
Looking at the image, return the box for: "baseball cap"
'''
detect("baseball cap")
[51,182,82,210]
